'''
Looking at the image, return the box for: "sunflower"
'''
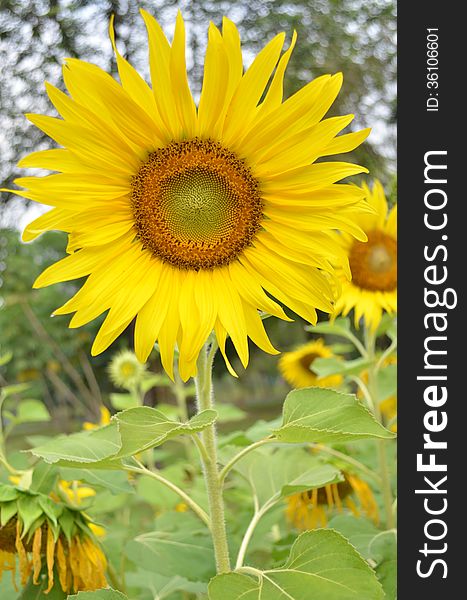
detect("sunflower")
[6,11,371,381]
[380,395,397,432]
[0,483,107,593]
[333,180,397,330]
[278,338,343,388]
[285,472,379,530]
[108,349,147,389]
[83,405,111,431]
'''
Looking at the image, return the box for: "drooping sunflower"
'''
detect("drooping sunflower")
[285,472,379,530]
[6,10,371,381]
[0,483,107,593]
[278,338,343,388]
[333,180,397,330]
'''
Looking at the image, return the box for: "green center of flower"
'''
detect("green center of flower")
[120,362,136,378]
[131,139,263,270]
[349,230,397,291]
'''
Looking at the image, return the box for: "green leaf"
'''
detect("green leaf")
[126,513,215,582]
[18,570,67,599]
[305,317,351,336]
[273,388,395,444]
[38,496,63,527]
[109,393,139,411]
[232,446,342,507]
[0,483,19,501]
[329,517,397,597]
[375,314,396,339]
[30,462,58,494]
[114,407,217,458]
[1,383,31,399]
[377,365,397,401]
[17,493,43,536]
[376,558,397,600]
[0,351,13,367]
[125,570,207,599]
[208,530,384,600]
[1,500,18,526]
[59,468,134,495]
[29,423,122,466]
[312,357,375,378]
[215,404,247,423]
[140,374,172,392]
[66,591,128,599]
[58,509,75,542]
[327,515,381,560]
[17,399,50,423]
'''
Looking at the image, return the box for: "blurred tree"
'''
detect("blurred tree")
[0,227,109,418]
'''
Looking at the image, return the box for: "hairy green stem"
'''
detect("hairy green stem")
[195,341,231,573]
[365,328,395,529]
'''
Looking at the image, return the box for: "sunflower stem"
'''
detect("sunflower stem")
[125,459,210,528]
[195,340,231,573]
[365,327,395,529]
[219,437,275,485]
[235,496,278,569]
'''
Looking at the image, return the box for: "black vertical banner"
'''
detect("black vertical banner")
[398,3,463,598]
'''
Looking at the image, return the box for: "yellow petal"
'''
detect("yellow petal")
[63,58,161,150]
[198,23,229,138]
[108,15,169,143]
[140,9,182,139]
[32,527,42,585]
[222,32,286,146]
[257,31,297,116]
[170,12,197,138]
[212,269,249,368]
[323,127,371,156]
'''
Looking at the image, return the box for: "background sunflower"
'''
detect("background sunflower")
[333,179,397,330]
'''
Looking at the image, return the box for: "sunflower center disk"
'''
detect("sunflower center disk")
[349,230,397,292]
[299,353,319,372]
[131,139,263,270]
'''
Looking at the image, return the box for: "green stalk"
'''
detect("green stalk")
[195,341,231,573]
[365,327,395,529]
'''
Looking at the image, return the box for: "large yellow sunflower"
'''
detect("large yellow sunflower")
[334,180,397,330]
[6,11,371,380]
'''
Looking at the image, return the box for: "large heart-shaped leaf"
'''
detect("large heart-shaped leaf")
[114,407,217,458]
[232,446,342,507]
[209,529,384,599]
[273,388,395,444]
[29,423,122,466]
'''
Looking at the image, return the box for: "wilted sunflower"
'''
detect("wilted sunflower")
[278,338,343,388]
[334,180,397,330]
[0,483,107,593]
[6,10,370,380]
[285,472,379,530]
